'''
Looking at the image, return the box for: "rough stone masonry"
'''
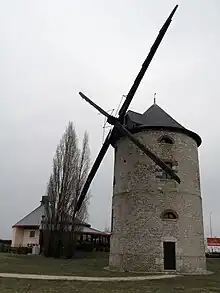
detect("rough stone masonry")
[109,103,207,274]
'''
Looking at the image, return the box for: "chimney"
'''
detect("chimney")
[41,196,49,205]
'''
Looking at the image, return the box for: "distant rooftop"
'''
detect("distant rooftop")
[12,205,45,228]
[12,197,90,229]
[12,200,109,236]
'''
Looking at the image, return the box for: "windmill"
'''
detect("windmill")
[76,5,180,213]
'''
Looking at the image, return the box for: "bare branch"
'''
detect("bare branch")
[44,122,91,258]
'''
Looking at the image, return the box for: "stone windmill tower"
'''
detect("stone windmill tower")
[75,5,206,274]
[109,102,206,274]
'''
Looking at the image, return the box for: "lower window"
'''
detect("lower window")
[29,231,35,238]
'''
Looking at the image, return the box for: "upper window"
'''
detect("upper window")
[162,161,173,179]
[158,136,173,144]
[29,231,35,238]
[155,160,178,180]
[161,210,178,220]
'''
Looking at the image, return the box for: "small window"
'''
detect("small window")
[156,161,178,180]
[165,161,173,169]
[160,161,173,179]
[159,136,173,144]
[165,162,174,179]
[161,210,178,220]
[29,231,35,238]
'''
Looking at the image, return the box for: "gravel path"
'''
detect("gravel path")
[0,273,178,282]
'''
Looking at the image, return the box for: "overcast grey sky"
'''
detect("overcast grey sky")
[0,0,219,239]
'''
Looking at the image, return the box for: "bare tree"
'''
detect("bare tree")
[67,131,91,258]
[43,122,90,258]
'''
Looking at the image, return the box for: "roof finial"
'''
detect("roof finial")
[154,93,156,104]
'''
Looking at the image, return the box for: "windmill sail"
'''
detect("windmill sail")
[76,5,179,212]
[118,5,178,120]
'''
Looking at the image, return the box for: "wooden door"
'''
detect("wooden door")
[163,241,176,270]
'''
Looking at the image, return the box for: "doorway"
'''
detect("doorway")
[163,241,176,270]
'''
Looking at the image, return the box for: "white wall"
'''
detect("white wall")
[12,227,40,247]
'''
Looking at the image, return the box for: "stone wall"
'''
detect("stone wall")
[109,130,206,273]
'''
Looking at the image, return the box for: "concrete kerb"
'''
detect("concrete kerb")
[0,273,179,282]
[104,266,213,276]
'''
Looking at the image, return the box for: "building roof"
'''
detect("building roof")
[12,201,110,236]
[12,199,90,228]
[124,103,201,146]
[127,104,184,128]
[12,201,109,236]
[143,104,185,128]
[81,226,111,236]
[12,205,45,228]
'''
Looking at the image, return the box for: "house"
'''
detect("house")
[12,196,110,248]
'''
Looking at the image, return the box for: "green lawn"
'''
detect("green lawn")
[0,252,141,277]
[0,253,220,292]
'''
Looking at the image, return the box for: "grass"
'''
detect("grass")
[0,252,140,277]
[0,253,220,292]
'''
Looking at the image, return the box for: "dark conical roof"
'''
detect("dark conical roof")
[142,104,184,128]
[125,103,201,146]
